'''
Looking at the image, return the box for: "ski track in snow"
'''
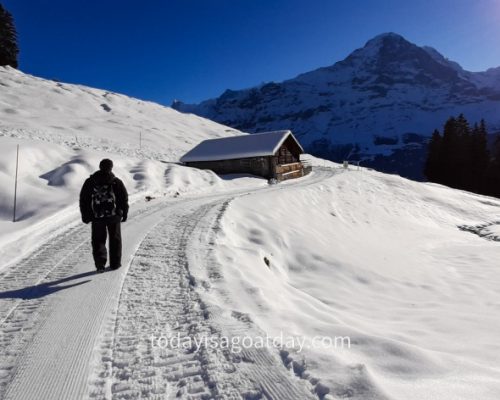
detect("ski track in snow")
[86,170,333,400]
[0,199,171,399]
[87,198,317,400]
[0,169,334,400]
[0,223,88,395]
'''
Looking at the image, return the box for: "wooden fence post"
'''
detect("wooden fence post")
[13,144,19,222]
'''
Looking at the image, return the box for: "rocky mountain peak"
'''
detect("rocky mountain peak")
[364,32,409,49]
[172,33,500,180]
[340,32,460,83]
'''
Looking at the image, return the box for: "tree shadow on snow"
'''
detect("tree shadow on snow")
[0,270,96,300]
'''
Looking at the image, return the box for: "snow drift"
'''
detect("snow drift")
[0,66,263,267]
[208,160,500,399]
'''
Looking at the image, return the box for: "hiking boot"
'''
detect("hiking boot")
[96,265,106,273]
[110,265,121,270]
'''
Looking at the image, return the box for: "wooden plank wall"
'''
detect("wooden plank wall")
[186,156,272,178]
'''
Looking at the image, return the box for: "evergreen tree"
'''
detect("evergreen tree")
[469,120,489,193]
[492,135,500,167]
[454,113,472,189]
[439,116,458,187]
[0,3,19,68]
[424,115,497,197]
[488,134,500,197]
[424,129,442,182]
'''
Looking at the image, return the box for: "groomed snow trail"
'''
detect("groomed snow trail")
[0,169,333,400]
[0,199,172,400]
[0,223,89,394]
[87,197,318,400]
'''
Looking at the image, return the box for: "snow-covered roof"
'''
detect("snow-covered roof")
[180,130,303,162]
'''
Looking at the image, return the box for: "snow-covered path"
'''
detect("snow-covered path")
[0,170,330,400]
[0,197,172,399]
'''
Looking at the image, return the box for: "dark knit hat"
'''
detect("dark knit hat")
[99,159,113,172]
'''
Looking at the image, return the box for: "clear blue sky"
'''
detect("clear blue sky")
[3,0,500,105]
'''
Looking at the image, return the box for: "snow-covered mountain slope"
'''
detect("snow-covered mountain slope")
[206,161,500,399]
[173,33,500,179]
[0,66,255,266]
[0,66,241,161]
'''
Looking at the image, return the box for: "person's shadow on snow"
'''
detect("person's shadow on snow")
[0,271,96,300]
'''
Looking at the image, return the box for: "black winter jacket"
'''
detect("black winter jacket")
[79,171,129,223]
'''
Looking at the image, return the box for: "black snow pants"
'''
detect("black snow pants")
[91,220,122,269]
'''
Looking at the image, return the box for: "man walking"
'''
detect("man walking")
[79,159,128,272]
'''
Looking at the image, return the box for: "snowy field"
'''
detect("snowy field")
[206,164,500,399]
[0,66,249,267]
[0,66,499,399]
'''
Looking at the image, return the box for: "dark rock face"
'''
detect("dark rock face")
[173,33,500,180]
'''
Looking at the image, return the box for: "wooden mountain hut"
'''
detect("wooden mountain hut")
[180,130,310,181]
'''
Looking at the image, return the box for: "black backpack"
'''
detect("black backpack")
[91,181,117,218]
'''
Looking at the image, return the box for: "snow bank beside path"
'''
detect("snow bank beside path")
[213,166,500,399]
[0,137,265,268]
[0,66,264,268]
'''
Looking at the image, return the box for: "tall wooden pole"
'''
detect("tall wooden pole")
[13,144,19,222]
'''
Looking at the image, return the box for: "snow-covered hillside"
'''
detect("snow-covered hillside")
[0,66,252,266]
[205,162,500,399]
[173,33,500,179]
[0,66,241,160]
